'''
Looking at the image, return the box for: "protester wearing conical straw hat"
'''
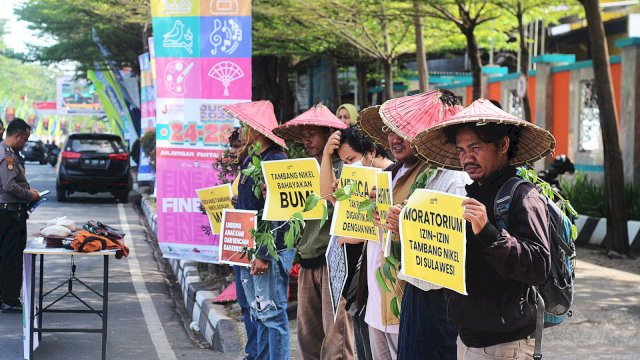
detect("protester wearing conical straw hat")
[357,89,470,360]
[221,100,295,360]
[412,98,552,360]
[223,100,288,149]
[273,104,356,360]
[412,98,555,170]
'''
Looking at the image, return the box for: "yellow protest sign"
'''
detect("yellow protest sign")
[376,171,393,253]
[196,184,234,235]
[399,189,467,295]
[231,174,240,196]
[261,158,325,221]
[330,164,379,242]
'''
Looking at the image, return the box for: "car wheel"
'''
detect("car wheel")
[116,190,129,203]
[56,185,67,202]
[40,158,47,165]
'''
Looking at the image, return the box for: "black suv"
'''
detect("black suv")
[56,133,131,202]
[22,140,49,164]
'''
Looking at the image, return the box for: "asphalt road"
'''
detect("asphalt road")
[0,163,213,360]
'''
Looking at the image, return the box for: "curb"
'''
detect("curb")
[140,194,243,354]
[574,215,640,251]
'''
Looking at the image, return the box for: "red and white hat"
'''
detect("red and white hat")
[359,89,463,151]
[273,104,347,143]
[222,101,288,149]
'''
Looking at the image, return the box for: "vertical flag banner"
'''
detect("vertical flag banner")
[150,0,251,262]
[138,51,157,182]
[399,189,467,295]
[330,164,379,242]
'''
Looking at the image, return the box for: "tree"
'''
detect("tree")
[493,0,579,121]
[413,0,429,91]
[425,0,501,100]
[284,0,416,101]
[15,0,149,74]
[580,0,629,256]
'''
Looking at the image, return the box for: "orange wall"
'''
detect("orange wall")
[528,76,536,123]
[551,71,571,156]
[488,82,501,103]
[466,87,473,106]
[610,63,622,126]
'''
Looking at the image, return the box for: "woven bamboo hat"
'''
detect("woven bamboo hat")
[273,104,347,143]
[359,89,463,151]
[413,98,556,170]
[222,101,288,149]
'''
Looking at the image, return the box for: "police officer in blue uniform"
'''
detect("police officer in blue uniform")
[0,118,39,312]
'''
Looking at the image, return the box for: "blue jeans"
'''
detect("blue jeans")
[234,265,257,360]
[240,249,295,360]
[397,286,458,360]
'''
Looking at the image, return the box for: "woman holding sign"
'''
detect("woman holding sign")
[321,125,393,360]
[223,101,295,360]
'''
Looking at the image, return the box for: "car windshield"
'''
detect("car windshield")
[68,138,122,154]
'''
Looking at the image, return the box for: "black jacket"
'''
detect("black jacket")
[446,166,551,348]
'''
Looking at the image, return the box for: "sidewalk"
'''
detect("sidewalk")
[542,259,640,359]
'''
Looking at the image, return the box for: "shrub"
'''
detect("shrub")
[560,172,640,220]
[141,129,156,171]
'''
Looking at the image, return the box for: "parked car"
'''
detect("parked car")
[56,133,131,202]
[22,140,49,164]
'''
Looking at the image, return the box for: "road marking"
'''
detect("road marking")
[118,204,177,360]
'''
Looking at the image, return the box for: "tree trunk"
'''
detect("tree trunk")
[356,61,369,108]
[278,56,293,122]
[414,0,429,92]
[582,0,629,255]
[464,29,482,101]
[330,57,342,109]
[383,60,393,101]
[381,11,394,101]
[517,9,532,122]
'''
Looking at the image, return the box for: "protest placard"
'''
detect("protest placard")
[196,184,234,235]
[325,236,348,321]
[376,171,393,255]
[399,189,467,295]
[219,209,257,267]
[261,158,325,221]
[330,164,379,242]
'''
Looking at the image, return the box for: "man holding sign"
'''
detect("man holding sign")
[361,90,469,360]
[413,99,553,360]
[273,104,355,360]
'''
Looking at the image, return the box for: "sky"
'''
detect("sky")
[1,0,55,53]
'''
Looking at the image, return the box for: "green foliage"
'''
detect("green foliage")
[140,129,156,171]
[558,172,605,218]
[15,0,149,74]
[285,142,308,160]
[358,198,376,221]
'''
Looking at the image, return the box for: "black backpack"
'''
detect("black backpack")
[494,177,576,360]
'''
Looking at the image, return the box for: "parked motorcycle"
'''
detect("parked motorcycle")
[538,154,575,198]
[46,145,60,167]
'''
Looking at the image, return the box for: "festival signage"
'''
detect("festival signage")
[196,184,234,234]
[261,158,325,221]
[138,49,157,182]
[325,235,347,321]
[219,209,257,266]
[376,171,393,254]
[399,189,467,295]
[330,164,379,242]
[55,76,103,115]
[150,0,251,262]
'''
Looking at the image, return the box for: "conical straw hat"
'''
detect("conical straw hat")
[273,104,347,143]
[359,90,463,151]
[412,98,556,170]
[222,101,288,149]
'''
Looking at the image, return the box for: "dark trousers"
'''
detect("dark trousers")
[353,308,373,360]
[397,286,458,360]
[234,265,257,359]
[0,210,27,304]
